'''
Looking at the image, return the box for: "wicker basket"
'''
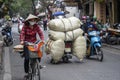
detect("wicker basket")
[28,50,39,58]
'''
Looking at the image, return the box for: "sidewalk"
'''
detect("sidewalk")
[0,41,4,80]
[0,47,12,80]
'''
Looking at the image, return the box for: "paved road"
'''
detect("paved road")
[1,24,120,80]
[10,40,120,80]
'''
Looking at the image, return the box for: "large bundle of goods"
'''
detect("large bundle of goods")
[48,28,83,41]
[72,36,86,61]
[45,17,86,63]
[48,17,82,31]
[45,39,65,63]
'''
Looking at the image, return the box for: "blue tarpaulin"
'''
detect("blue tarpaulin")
[52,11,65,16]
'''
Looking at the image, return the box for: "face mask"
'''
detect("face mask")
[29,21,36,26]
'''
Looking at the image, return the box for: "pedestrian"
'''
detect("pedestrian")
[19,14,44,77]
[43,17,47,31]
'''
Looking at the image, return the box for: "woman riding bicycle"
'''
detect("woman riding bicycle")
[20,14,44,77]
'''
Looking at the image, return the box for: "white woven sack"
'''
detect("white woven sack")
[72,36,86,61]
[49,28,84,41]
[48,17,82,32]
[45,39,65,63]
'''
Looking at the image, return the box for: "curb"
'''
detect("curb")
[102,43,120,50]
[3,47,12,80]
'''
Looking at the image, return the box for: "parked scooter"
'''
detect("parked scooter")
[100,25,109,43]
[86,30,103,61]
[106,23,120,45]
[1,23,13,46]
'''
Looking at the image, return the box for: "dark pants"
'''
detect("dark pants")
[43,25,47,31]
[23,46,29,73]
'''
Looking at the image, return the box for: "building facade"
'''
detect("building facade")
[47,0,120,24]
[81,0,120,24]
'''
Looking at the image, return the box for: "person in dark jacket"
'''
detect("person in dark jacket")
[43,17,47,31]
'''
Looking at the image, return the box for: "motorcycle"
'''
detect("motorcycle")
[50,40,73,63]
[62,41,72,63]
[1,23,13,46]
[99,24,109,43]
[106,27,120,45]
[86,30,103,62]
[50,11,73,63]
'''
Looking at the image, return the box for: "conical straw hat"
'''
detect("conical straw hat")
[25,14,39,21]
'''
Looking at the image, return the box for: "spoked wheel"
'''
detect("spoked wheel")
[50,59,56,64]
[108,36,117,45]
[4,38,13,46]
[28,65,34,80]
[25,67,32,80]
[86,55,90,59]
[32,60,41,80]
[95,47,103,62]
[62,56,69,63]
[36,60,41,80]
[27,59,41,80]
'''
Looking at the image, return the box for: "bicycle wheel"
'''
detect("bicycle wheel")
[36,59,41,80]
[27,59,36,80]
[95,47,103,62]
[31,59,41,80]
[26,61,33,80]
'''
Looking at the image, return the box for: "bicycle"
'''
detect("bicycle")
[25,40,44,80]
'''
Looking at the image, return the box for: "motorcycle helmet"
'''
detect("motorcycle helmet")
[86,16,91,23]
[88,24,94,28]
[118,24,120,30]
[8,18,11,21]
[93,16,97,21]
[88,24,94,31]
[81,16,86,23]
[82,16,86,20]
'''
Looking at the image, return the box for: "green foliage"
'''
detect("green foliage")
[96,0,104,3]
[1,0,51,17]
[10,0,33,17]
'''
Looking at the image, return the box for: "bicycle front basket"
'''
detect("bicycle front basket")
[27,45,39,58]
[29,50,39,58]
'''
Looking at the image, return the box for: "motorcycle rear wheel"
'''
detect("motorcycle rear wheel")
[62,56,69,63]
[95,47,103,62]
[4,37,13,46]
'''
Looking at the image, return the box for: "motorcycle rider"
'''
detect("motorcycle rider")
[82,16,99,54]
[91,16,103,31]
[81,16,87,31]
[20,14,44,77]
[43,17,47,31]
[82,16,98,36]
[2,18,13,37]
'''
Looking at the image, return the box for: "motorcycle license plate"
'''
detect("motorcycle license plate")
[65,48,71,52]
[65,42,72,52]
